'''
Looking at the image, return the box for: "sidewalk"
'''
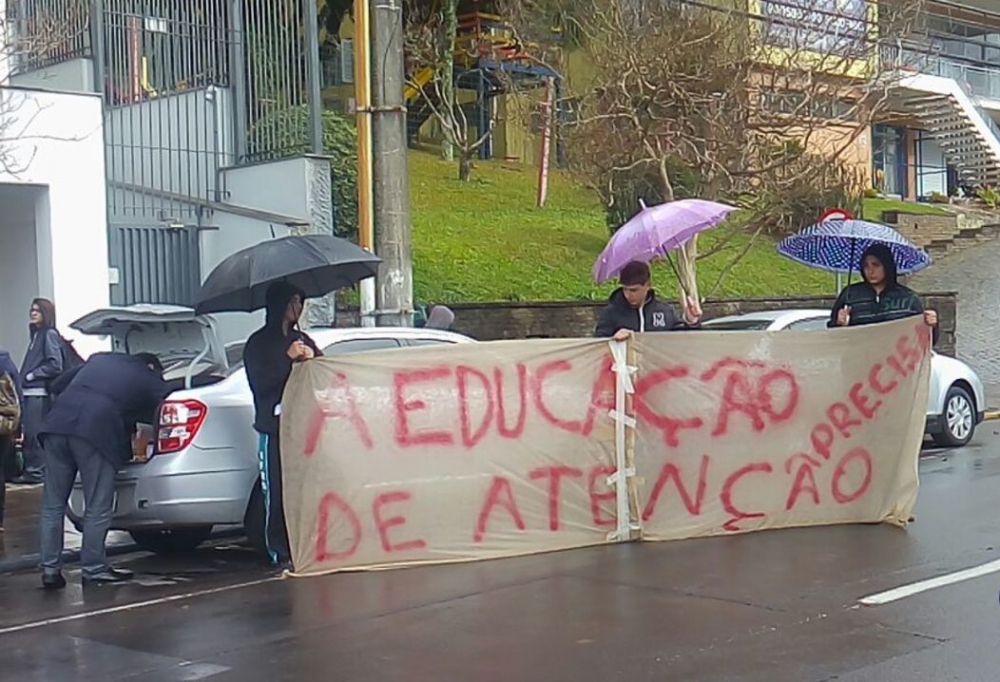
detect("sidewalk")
[0,485,136,573]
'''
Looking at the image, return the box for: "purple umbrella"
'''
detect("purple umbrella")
[592,198,738,283]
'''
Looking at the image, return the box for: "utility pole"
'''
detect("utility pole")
[354,0,376,327]
[369,0,413,327]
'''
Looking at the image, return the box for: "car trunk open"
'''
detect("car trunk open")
[70,304,230,390]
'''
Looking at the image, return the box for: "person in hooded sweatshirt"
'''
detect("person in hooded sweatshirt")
[595,260,702,340]
[17,298,64,484]
[828,243,939,343]
[243,282,322,567]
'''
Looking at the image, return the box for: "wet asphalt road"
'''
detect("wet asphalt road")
[2,432,1000,682]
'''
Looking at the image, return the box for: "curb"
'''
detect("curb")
[0,528,245,575]
[984,410,1000,421]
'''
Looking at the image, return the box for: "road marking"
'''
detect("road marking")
[0,576,281,637]
[858,558,1000,606]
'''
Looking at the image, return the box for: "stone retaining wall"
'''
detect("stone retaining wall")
[335,292,958,356]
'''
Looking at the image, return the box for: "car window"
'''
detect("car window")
[322,338,402,355]
[226,343,246,367]
[703,319,773,331]
[406,338,458,348]
[787,317,829,331]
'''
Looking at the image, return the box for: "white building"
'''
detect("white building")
[1,0,335,356]
[0,0,109,361]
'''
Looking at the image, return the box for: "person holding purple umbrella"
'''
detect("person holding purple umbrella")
[595,261,702,341]
[828,243,938,344]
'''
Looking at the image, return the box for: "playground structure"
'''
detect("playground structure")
[404,3,564,162]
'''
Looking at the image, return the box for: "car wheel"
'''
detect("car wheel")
[129,526,213,555]
[933,385,976,448]
[243,482,268,558]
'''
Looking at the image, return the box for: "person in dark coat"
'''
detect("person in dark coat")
[828,243,939,343]
[0,349,21,532]
[595,260,702,340]
[243,282,322,567]
[37,352,170,588]
[16,298,63,484]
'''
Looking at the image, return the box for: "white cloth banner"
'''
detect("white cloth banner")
[280,318,931,576]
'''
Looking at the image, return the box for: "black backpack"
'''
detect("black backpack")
[59,335,85,373]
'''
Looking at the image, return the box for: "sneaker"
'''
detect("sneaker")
[42,572,67,590]
[82,567,134,586]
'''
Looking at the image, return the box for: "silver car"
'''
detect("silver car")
[66,305,474,555]
[702,309,986,449]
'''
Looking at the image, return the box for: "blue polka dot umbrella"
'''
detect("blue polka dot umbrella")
[777,219,932,275]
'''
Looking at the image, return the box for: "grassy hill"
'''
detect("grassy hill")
[408,151,936,303]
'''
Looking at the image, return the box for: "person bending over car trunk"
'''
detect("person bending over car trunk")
[38,352,170,588]
[243,282,322,568]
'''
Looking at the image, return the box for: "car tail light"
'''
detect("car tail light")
[156,399,208,454]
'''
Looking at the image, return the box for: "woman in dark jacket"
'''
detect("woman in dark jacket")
[828,243,939,343]
[16,298,63,484]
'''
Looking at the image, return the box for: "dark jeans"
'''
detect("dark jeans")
[21,395,51,481]
[40,434,116,576]
[258,432,290,564]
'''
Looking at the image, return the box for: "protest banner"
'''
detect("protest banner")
[280,317,931,576]
[280,339,624,575]
[634,317,931,540]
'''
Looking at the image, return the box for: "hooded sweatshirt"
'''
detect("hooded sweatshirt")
[243,282,322,435]
[828,243,938,343]
[595,288,699,337]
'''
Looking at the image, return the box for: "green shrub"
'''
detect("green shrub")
[248,106,359,240]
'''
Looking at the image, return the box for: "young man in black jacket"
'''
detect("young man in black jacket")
[242,282,322,567]
[595,260,702,341]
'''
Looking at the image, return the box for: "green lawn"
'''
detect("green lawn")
[408,153,933,303]
[862,197,949,219]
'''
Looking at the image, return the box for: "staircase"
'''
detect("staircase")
[897,73,1000,186]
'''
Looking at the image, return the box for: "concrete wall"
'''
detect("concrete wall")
[205,157,316,344]
[336,294,960,357]
[9,58,95,94]
[105,86,234,224]
[0,186,42,360]
[0,86,109,359]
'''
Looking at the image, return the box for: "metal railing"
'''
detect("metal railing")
[3,0,92,74]
[901,49,1000,102]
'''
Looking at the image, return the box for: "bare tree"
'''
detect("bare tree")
[405,0,519,181]
[0,2,91,175]
[504,0,924,302]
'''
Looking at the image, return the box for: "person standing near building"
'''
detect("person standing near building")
[243,282,322,568]
[16,298,63,484]
[38,352,170,588]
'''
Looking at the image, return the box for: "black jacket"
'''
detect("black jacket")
[40,353,171,468]
[20,326,63,392]
[243,283,322,435]
[595,288,700,337]
[828,244,939,344]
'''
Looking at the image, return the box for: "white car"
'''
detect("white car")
[66,305,474,555]
[702,309,986,449]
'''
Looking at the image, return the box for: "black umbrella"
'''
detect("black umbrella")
[194,234,381,314]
